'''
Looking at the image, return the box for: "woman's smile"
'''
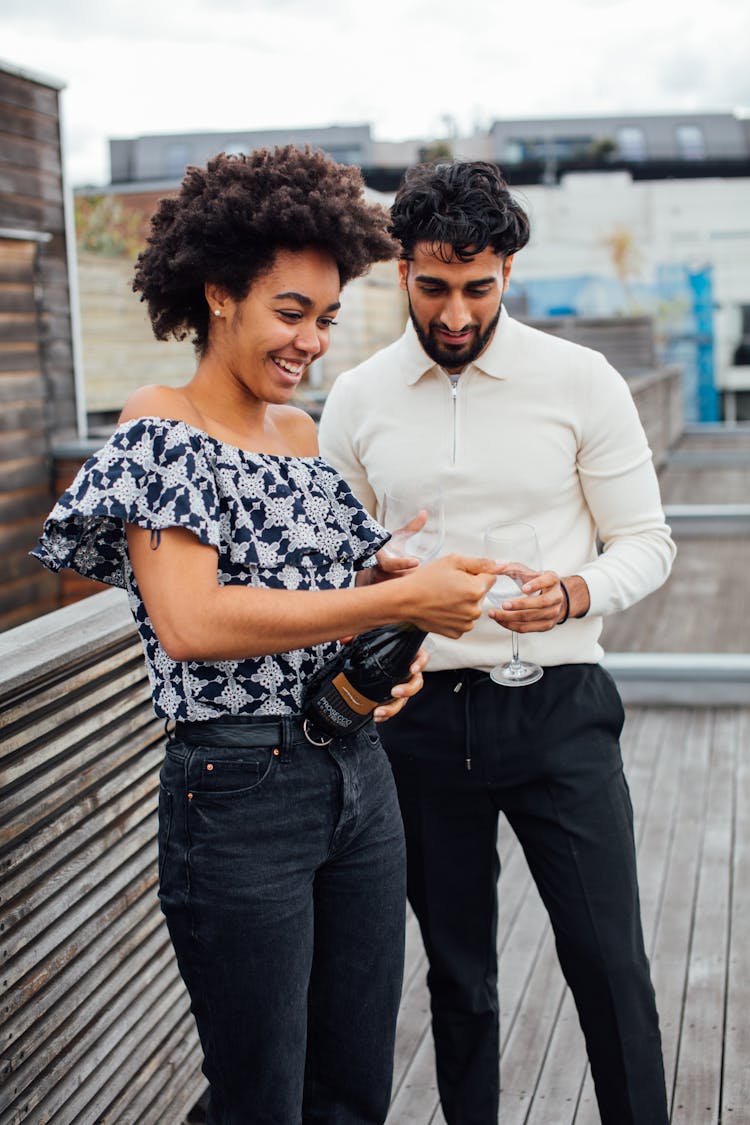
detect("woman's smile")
[270,354,309,384]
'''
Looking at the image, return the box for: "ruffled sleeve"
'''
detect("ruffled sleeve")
[32,418,390,590]
[31,418,222,587]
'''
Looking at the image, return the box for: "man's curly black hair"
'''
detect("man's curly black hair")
[132,146,398,354]
[389,160,530,263]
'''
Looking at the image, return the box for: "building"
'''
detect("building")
[109,124,374,186]
[106,112,750,193]
[489,111,750,182]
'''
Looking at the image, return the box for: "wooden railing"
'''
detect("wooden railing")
[0,588,206,1124]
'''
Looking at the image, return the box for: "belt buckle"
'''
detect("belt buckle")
[303,718,333,747]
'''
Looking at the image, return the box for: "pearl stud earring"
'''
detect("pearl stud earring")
[213,309,221,317]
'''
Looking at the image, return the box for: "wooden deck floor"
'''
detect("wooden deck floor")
[387,705,750,1124]
[603,427,750,655]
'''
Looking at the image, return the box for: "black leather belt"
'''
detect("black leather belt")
[171,715,334,748]
[173,717,284,747]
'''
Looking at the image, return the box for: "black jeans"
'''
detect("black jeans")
[379,665,668,1125]
[158,715,406,1124]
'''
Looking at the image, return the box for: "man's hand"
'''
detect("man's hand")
[488,568,590,632]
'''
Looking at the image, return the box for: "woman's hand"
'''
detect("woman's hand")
[406,554,499,638]
[373,646,431,723]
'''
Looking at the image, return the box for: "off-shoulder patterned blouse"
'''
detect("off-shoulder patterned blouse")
[32,418,388,721]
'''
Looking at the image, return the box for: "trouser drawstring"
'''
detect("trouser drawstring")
[453,675,473,771]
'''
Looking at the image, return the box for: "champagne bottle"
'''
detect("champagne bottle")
[302,623,427,740]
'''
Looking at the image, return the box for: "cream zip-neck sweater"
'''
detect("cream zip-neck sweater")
[318,309,675,671]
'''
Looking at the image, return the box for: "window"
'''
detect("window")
[503,140,525,165]
[499,135,595,164]
[676,125,706,160]
[617,126,647,161]
[165,143,191,178]
[325,146,364,166]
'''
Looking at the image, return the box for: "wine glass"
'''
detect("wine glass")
[380,488,445,563]
[484,522,544,687]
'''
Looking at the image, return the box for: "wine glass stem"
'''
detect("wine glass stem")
[511,630,520,666]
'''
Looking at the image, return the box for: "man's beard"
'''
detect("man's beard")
[408,298,502,371]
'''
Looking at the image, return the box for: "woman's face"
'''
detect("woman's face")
[212,247,341,404]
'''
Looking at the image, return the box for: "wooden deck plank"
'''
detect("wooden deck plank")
[391,914,433,1099]
[601,428,750,656]
[494,926,567,1122]
[522,987,587,1125]
[388,1020,444,1123]
[722,708,750,1118]
[600,538,749,654]
[671,712,734,1124]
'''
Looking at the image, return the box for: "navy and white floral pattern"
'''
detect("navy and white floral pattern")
[33,418,388,721]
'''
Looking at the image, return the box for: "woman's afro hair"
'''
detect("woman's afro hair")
[132,145,398,353]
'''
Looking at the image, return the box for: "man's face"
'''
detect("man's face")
[399,243,513,373]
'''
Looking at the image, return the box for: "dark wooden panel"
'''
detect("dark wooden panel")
[0,284,35,315]
[0,354,39,375]
[0,311,37,342]
[0,456,49,491]
[0,406,47,437]
[0,484,50,523]
[0,426,47,458]
[0,71,60,115]
[0,165,63,204]
[0,240,35,276]
[0,100,60,146]
[0,132,62,179]
[0,570,57,617]
[0,193,64,231]
[0,544,53,586]
[0,223,75,628]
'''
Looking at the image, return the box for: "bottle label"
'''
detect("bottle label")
[332,672,379,715]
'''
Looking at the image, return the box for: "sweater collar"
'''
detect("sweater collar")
[401,305,515,386]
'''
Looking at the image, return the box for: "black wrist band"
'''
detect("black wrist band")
[558,580,570,624]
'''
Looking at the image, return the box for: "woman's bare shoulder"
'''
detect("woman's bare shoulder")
[270,404,319,457]
[118,385,196,425]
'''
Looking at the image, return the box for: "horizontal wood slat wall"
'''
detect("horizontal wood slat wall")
[0,236,59,630]
[1,63,79,631]
[0,589,206,1123]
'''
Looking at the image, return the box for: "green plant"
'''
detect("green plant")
[74,194,148,258]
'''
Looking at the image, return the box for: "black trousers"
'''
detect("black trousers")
[379,665,668,1125]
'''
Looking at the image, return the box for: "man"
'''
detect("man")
[318,160,675,1125]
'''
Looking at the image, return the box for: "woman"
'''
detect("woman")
[33,148,496,1124]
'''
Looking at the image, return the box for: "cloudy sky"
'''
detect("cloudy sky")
[3,0,750,187]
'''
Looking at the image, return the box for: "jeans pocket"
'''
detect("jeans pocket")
[186,744,275,797]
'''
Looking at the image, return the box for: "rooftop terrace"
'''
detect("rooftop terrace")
[1,423,748,1124]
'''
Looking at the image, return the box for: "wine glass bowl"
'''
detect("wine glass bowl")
[381,489,445,563]
[484,522,544,688]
